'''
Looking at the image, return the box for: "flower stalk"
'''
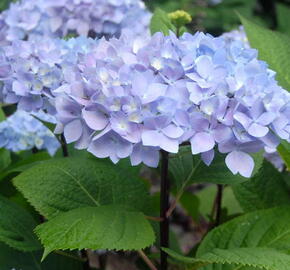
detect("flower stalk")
[213,184,223,227]
[160,150,170,270]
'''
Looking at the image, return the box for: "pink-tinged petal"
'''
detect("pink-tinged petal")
[273,115,288,129]
[49,17,62,32]
[162,124,184,139]
[142,130,160,147]
[211,67,227,80]
[174,110,190,126]
[13,81,28,95]
[260,132,280,149]
[110,154,120,164]
[116,140,133,159]
[195,55,213,79]
[201,149,215,166]
[256,112,276,125]
[142,147,160,167]
[195,79,213,89]
[88,139,111,158]
[142,83,167,104]
[123,126,141,143]
[213,125,233,143]
[249,99,264,119]
[82,109,108,131]
[77,21,89,36]
[233,112,252,129]
[131,72,148,96]
[186,72,200,81]
[64,119,82,143]
[53,84,70,94]
[190,132,215,154]
[186,82,203,104]
[218,140,237,153]
[248,123,269,137]
[74,125,92,150]
[130,144,142,166]
[130,144,159,168]
[159,134,179,153]
[225,151,254,178]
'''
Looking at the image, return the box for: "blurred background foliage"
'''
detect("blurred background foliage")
[145,0,290,36]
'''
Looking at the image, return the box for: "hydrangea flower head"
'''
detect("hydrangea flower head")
[0,0,151,43]
[0,110,60,155]
[52,31,290,178]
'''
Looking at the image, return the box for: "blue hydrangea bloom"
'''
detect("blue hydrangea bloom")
[0,0,151,43]
[0,36,96,112]
[0,110,60,155]
[222,26,286,171]
[49,31,290,177]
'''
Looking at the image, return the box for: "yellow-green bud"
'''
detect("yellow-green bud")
[168,10,192,28]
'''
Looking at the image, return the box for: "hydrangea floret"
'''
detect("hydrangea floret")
[49,31,290,177]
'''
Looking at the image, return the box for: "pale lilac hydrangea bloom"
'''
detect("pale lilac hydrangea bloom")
[222,26,286,171]
[49,31,290,177]
[0,0,151,43]
[0,110,60,155]
[0,36,96,112]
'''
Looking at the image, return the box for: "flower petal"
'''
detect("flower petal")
[190,132,215,154]
[225,151,254,178]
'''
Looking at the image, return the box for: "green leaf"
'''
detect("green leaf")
[277,140,290,171]
[179,191,200,220]
[277,3,290,36]
[0,149,11,173]
[0,0,11,11]
[150,8,176,36]
[164,247,290,270]
[35,205,155,258]
[165,206,290,270]
[0,195,41,251]
[233,161,290,212]
[240,15,290,91]
[0,152,51,182]
[0,242,83,270]
[13,157,150,219]
[169,146,263,188]
[198,206,290,254]
[0,107,5,122]
[196,185,242,221]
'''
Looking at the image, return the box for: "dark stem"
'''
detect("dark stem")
[80,250,90,270]
[31,147,39,154]
[160,150,170,270]
[98,254,107,269]
[60,134,69,157]
[213,184,223,227]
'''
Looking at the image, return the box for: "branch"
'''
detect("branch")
[138,250,158,270]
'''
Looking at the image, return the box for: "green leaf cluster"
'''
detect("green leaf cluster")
[13,157,155,258]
